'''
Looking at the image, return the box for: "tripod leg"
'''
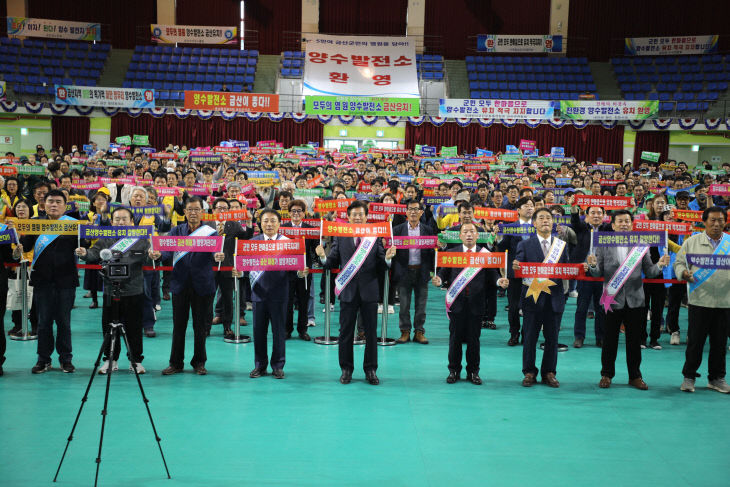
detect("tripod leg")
[54,329,112,483]
[118,324,172,479]
[93,324,119,487]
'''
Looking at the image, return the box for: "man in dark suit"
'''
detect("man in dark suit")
[246,209,308,380]
[159,196,225,376]
[282,199,316,341]
[497,196,535,345]
[432,222,508,385]
[514,207,569,388]
[392,199,435,344]
[316,200,396,385]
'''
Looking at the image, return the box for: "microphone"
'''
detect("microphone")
[100,248,112,261]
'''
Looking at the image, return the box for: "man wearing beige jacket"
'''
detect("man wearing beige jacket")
[674,206,730,394]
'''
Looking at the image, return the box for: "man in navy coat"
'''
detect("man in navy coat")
[159,196,225,376]
[514,207,569,388]
[316,200,396,385]
[247,209,308,379]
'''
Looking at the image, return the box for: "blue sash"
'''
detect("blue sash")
[32,215,76,267]
[688,233,730,293]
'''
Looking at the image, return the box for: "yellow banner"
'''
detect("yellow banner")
[9,218,80,235]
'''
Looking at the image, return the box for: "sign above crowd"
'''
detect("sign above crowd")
[477,34,562,53]
[183,91,279,112]
[624,35,718,56]
[439,99,554,119]
[302,34,419,98]
[55,85,155,109]
[304,95,419,116]
[150,24,237,45]
[6,17,101,41]
[560,100,658,120]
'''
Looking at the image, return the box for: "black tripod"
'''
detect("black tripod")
[54,280,171,486]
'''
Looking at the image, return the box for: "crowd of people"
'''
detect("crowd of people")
[0,141,728,392]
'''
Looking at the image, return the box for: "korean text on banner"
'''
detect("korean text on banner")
[151,24,237,45]
[55,85,155,108]
[625,35,718,56]
[305,96,419,116]
[7,17,101,41]
[439,99,553,119]
[184,91,279,112]
[477,35,562,53]
[303,34,419,98]
[560,100,658,120]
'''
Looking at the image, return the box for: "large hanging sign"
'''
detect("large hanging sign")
[624,35,718,56]
[303,34,419,98]
[55,85,155,108]
[151,24,237,45]
[560,100,658,120]
[184,91,279,112]
[7,17,101,41]
[439,99,554,119]
[477,34,562,53]
[304,95,419,116]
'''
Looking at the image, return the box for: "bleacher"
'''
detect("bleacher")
[612,54,730,112]
[0,37,109,97]
[466,55,596,100]
[125,45,258,102]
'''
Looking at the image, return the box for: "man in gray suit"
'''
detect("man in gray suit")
[586,210,669,390]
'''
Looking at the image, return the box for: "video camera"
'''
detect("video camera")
[99,248,130,281]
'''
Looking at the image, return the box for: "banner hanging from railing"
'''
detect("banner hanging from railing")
[303,34,419,98]
[624,35,718,56]
[7,17,101,41]
[476,34,562,53]
[151,24,237,45]
[55,86,155,108]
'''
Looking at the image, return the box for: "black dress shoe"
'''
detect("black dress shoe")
[339,370,352,384]
[446,370,459,384]
[508,336,519,346]
[249,368,267,378]
[299,332,311,341]
[272,369,285,379]
[467,373,482,385]
[365,370,379,385]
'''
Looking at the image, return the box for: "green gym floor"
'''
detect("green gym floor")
[1,277,727,487]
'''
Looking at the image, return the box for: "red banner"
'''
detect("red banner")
[236,238,305,255]
[514,263,585,279]
[321,221,391,238]
[574,195,633,210]
[633,220,693,235]
[473,207,519,222]
[437,251,505,268]
[183,91,280,112]
[314,198,355,213]
[672,209,703,222]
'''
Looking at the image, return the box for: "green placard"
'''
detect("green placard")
[440,146,458,157]
[17,165,46,175]
[115,135,131,145]
[641,151,660,163]
[132,134,150,146]
[305,95,420,116]
[340,144,357,154]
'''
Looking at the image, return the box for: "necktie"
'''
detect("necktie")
[542,239,550,258]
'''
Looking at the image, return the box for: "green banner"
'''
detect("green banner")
[304,96,420,116]
[132,134,149,146]
[17,165,46,175]
[115,135,131,145]
[641,151,660,163]
[440,146,458,157]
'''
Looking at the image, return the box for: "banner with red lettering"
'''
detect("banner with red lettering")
[437,251,505,268]
[321,221,391,238]
[574,195,632,210]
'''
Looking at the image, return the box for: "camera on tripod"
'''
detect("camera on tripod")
[99,248,130,281]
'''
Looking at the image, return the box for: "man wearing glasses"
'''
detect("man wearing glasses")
[392,199,435,344]
[159,197,225,376]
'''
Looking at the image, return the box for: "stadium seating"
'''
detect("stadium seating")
[611,54,728,112]
[465,55,596,101]
[125,45,258,102]
[0,38,110,96]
